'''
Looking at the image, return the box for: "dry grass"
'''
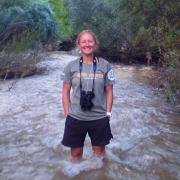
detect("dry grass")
[0,50,46,79]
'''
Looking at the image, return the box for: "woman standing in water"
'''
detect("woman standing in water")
[61,30,115,162]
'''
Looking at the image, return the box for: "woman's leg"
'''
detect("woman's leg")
[70,147,83,162]
[92,146,105,157]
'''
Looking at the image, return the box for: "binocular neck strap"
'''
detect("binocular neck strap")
[79,57,97,92]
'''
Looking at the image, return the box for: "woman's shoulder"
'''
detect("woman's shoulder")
[65,57,80,67]
[97,57,110,66]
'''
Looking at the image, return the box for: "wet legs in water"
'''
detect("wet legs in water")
[70,146,105,162]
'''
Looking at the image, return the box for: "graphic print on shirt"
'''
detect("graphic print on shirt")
[76,72,104,79]
[107,69,115,81]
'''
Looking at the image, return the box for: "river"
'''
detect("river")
[0,52,179,180]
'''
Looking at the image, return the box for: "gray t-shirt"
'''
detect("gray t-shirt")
[61,57,115,121]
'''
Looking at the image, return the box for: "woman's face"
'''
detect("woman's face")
[78,33,96,56]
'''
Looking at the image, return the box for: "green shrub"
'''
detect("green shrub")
[164,52,180,102]
[0,1,58,50]
[48,0,73,39]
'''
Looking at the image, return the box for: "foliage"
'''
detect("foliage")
[67,0,180,101]
[129,0,180,51]
[163,52,180,103]
[0,0,29,8]
[67,0,141,56]
[48,0,73,39]
[5,29,41,52]
[0,0,58,51]
[67,0,179,54]
[0,0,58,79]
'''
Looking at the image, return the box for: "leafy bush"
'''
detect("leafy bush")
[0,0,58,79]
[48,0,73,39]
[0,0,28,8]
[0,0,58,51]
[67,0,179,58]
[163,52,180,103]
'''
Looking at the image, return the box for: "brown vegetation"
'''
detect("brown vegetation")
[0,51,46,79]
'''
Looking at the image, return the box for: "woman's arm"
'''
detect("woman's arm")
[105,84,113,113]
[62,82,71,118]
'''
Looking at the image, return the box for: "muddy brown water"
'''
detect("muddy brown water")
[0,52,179,180]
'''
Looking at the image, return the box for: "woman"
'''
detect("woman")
[61,30,115,162]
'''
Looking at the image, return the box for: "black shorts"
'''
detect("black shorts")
[61,115,113,148]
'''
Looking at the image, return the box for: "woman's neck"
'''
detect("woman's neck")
[82,54,94,64]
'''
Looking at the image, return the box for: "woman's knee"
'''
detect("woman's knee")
[92,146,105,156]
[70,147,83,162]
[71,147,83,157]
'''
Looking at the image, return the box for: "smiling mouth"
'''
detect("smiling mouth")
[84,46,93,49]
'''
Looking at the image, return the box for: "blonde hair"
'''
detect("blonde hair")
[76,29,99,48]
